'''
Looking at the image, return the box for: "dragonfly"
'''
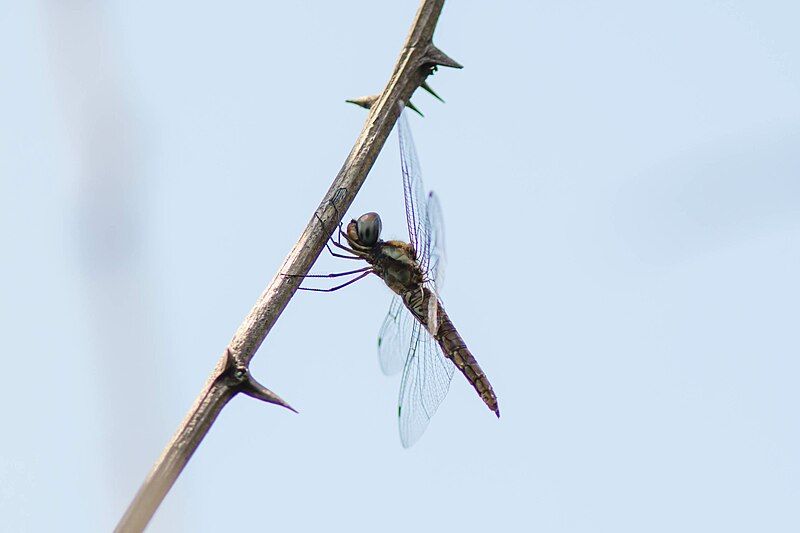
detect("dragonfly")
[302,107,499,447]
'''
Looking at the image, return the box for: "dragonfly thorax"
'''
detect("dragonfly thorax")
[375,241,423,296]
[381,241,418,266]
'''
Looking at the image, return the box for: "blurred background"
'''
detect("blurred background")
[1,1,798,531]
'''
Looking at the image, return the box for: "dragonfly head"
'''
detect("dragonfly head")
[348,212,382,248]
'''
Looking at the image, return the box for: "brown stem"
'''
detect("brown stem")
[115,0,458,531]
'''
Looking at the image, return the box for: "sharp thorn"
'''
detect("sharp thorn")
[421,81,444,103]
[422,44,463,69]
[241,372,298,413]
[406,100,424,117]
[222,347,298,413]
[345,94,379,110]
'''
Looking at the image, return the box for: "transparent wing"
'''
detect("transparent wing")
[397,316,456,448]
[378,293,454,446]
[391,106,455,447]
[397,109,446,290]
[424,192,446,290]
[377,295,415,376]
[397,108,431,258]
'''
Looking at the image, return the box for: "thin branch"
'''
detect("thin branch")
[115,0,459,531]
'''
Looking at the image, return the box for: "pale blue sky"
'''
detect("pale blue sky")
[1,1,799,531]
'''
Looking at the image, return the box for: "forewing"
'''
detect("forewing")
[397,317,456,448]
[377,295,415,376]
[394,108,455,447]
[397,108,430,257]
[423,192,447,290]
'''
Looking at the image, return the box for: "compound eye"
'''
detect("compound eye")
[356,212,382,246]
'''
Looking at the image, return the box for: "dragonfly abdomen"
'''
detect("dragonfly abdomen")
[404,287,500,417]
[434,306,500,417]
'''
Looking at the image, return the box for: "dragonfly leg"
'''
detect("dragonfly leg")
[315,187,347,239]
[321,219,361,258]
[297,270,373,292]
[327,188,349,247]
[323,242,361,260]
[286,266,372,279]
[330,238,360,255]
[312,203,361,260]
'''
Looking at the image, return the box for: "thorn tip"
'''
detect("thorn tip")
[422,44,463,69]
[421,81,445,103]
[242,376,298,413]
[346,94,379,110]
[405,100,424,117]
[226,358,297,413]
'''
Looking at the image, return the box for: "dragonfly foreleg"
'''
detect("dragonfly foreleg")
[323,241,361,260]
[297,270,373,292]
[287,266,372,279]
[315,187,348,242]
[312,207,361,260]
[329,237,361,256]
